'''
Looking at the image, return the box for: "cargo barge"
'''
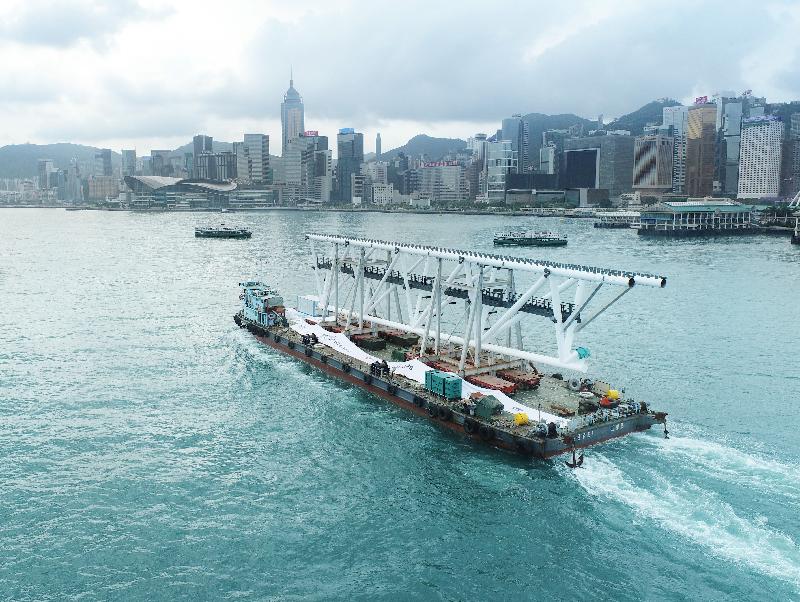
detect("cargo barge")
[235,234,669,461]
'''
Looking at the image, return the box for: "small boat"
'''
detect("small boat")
[195,225,252,239]
[493,231,567,247]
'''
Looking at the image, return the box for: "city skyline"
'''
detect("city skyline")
[2,0,800,154]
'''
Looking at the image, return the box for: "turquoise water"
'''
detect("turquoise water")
[1,208,798,600]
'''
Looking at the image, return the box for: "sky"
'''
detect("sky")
[2,0,800,156]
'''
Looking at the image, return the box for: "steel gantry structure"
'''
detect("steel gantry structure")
[306,234,667,373]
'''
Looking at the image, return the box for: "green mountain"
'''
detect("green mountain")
[0,143,120,179]
[606,99,682,135]
[381,134,467,160]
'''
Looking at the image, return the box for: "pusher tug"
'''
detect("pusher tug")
[235,234,669,465]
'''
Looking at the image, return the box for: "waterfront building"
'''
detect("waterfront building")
[662,106,688,193]
[336,128,364,202]
[246,133,270,184]
[371,182,394,205]
[633,135,674,195]
[737,116,783,199]
[638,198,754,236]
[87,175,119,200]
[238,134,270,185]
[281,76,304,153]
[563,133,634,199]
[483,140,516,201]
[685,104,717,197]
[351,173,367,205]
[124,175,237,209]
[419,161,468,203]
[375,133,381,160]
[122,150,137,177]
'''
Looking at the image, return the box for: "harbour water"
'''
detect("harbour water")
[1,209,798,600]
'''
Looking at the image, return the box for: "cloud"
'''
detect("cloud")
[0,0,166,48]
[1,0,799,154]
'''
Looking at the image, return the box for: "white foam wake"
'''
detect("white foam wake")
[643,434,800,498]
[573,454,800,590]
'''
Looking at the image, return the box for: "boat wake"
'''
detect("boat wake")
[645,434,800,498]
[572,450,800,590]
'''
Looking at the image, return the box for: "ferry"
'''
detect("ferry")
[593,211,639,229]
[493,231,567,247]
[195,225,252,239]
[234,234,669,463]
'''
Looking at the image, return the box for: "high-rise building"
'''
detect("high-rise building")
[193,135,213,177]
[121,150,137,177]
[242,134,270,185]
[633,135,674,194]
[787,113,800,198]
[37,159,54,190]
[150,150,172,177]
[195,151,236,181]
[336,129,364,202]
[738,116,783,199]
[94,149,113,177]
[419,161,468,203]
[484,140,517,201]
[501,115,529,173]
[662,106,688,193]
[563,133,635,198]
[362,161,388,185]
[281,76,304,153]
[713,95,743,194]
[375,133,382,160]
[685,104,717,197]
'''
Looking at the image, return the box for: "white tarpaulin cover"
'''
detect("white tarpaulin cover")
[286,309,567,426]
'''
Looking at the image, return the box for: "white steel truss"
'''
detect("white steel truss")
[307,234,667,373]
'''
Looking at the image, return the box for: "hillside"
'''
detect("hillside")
[0,143,121,179]
[606,98,682,135]
[381,134,467,160]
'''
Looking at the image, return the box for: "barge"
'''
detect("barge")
[235,234,669,461]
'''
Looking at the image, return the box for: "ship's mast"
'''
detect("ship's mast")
[308,233,667,373]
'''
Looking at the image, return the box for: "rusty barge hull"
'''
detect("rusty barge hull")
[236,315,660,460]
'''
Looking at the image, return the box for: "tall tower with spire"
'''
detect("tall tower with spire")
[281,70,305,155]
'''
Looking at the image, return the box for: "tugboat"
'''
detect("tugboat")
[195,225,252,239]
[234,233,670,462]
[493,231,567,247]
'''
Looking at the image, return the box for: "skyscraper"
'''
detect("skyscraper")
[738,116,783,199]
[376,133,382,160]
[38,159,54,190]
[685,104,717,197]
[281,75,304,153]
[633,135,674,194]
[662,105,688,193]
[121,150,137,177]
[501,115,529,173]
[94,149,113,177]
[193,135,213,177]
[336,129,364,202]
[242,134,270,185]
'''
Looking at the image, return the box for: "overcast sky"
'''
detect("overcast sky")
[2,0,800,155]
